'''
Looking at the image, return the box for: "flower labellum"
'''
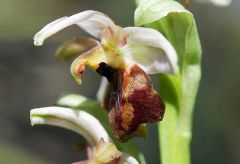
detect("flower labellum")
[34,10,178,141]
[96,63,165,140]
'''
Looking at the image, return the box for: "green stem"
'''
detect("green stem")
[158,68,200,164]
[158,103,191,164]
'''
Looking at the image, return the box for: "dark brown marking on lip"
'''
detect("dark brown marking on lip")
[96,62,116,82]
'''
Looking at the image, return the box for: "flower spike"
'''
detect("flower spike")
[55,37,99,61]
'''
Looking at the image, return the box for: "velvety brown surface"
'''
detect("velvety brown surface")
[97,63,165,141]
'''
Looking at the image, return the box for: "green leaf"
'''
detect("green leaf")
[56,93,146,164]
[135,0,189,27]
[135,0,202,164]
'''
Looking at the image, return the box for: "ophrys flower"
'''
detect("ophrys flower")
[34,10,178,141]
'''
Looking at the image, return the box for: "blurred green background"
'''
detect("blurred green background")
[0,0,239,163]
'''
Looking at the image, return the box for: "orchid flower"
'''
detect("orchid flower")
[30,106,139,164]
[33,10,178,141]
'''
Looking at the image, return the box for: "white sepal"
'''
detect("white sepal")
[122,27,178,74]
[30,106,110,145]
[34,10,115,46]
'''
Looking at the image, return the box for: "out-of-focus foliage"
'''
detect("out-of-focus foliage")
[0,140,52,164]
[0,0,135,39]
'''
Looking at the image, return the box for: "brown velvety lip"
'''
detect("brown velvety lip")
[97,62,165,141]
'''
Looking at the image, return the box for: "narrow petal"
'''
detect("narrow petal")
[30,106,110,145]
[70,45,108,85]
[70,43,126,85]
[34,10,115,46]
[122,27,178,74]
[55,38,99,61]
